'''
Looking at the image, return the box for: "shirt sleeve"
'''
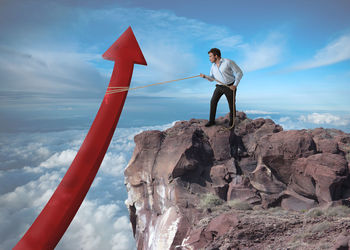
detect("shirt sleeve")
[230,60,243,86]
[208,65,214,82]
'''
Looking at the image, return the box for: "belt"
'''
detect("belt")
[227,81,235,86]
[216,82,234,87]
[216,81,235,87]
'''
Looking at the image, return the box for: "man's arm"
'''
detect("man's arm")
[200,64,215,82]
[200,73,214,82]
[230,60,243,86]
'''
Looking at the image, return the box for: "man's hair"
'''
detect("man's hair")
[208,48,221,57]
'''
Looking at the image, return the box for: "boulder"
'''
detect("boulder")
[205,212,238,238]
[256,130,317,184]
[290,153,348,204]
[227,175,261,204]
[280,189,317,211]
[249,158,286,194]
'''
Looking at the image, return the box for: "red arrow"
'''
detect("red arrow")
[14,26,147,250]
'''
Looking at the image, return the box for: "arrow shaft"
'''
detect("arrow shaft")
[14,62,135,250]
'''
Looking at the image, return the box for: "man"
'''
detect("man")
[200,48,243,127]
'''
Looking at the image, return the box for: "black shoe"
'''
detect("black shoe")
[205,121,216,127]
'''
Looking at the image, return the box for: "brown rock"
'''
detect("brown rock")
[260,192,283,209]
[238,157,258,174]
[316,138,339,154]
[181,227,207,249]
[125,130,164,186]
[202,126,231,161]
[249,158,286,194]
[209,159,237,200]
[124,113,350,249]
[210,158,237,186]
[237,118,283,158]
[160,126,214,181]
[311,127,344,154]
[125,122,215,249]
[291,153,348,204]
[334,232,350,250]
[205,212,238,238]
[227,175,261,204]
[338,135,350,164]
[256,130,317,184]
[280,189,317,211]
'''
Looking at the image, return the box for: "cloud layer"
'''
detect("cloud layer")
[0,123,174,250]
[298,113,349,126]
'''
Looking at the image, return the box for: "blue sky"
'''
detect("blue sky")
[0,0,350,249]
[1,0,350,132]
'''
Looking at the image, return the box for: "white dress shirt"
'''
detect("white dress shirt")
[209,58,243,86]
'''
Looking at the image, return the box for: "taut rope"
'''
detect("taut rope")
[106,75,201,94]
[106,74,236,130]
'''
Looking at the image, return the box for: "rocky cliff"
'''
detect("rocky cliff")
[124,112,350,250]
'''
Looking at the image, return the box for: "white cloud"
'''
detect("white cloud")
[0,171,60,248]
[298,113,349,126]
[0,46,104,97]
[11,142,50,164]
[213,35,243,49]
[292,33,350,70]
[91,176,102,188]
[278,116,291,123]
[57,200,135,250]
[240,32,285,72]
[136,42,197,85]
[111,216,135,250]
[244,110,278,115]
[39,149,77,169]
[101,153,127,177]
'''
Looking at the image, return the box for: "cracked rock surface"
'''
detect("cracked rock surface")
[124,112,350,249]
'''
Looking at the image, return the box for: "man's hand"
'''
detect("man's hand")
[200,73,206,78]
[229,85,237,91]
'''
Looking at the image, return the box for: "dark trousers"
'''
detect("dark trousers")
[209,84,236,122]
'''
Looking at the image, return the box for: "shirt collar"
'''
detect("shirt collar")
[219,58,224,66]
[213,58,223,67]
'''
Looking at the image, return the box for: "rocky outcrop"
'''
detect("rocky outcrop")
[124,112,350,249]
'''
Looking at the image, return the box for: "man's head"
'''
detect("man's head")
[208,48,221,63]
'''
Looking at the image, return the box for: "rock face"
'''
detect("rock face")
[124,112,350,249]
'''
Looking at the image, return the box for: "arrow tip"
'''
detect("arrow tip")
[102,26,147,66]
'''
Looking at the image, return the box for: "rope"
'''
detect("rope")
[106,75,201,94]
[105,74,236,130]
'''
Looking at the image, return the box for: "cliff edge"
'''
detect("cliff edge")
[124,112,350,250]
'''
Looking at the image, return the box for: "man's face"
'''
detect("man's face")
[209,52,218,63]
